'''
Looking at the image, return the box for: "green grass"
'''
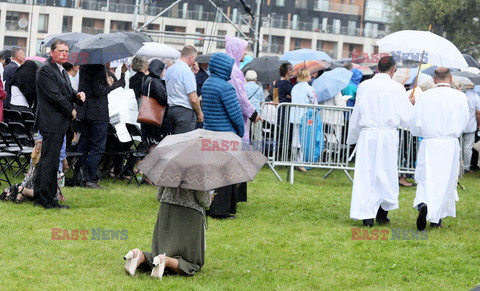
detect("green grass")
[1,167,480,290]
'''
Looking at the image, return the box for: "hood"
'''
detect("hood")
[148,59,165,78]
[350,68,363,86]
[225,35,248,65]
[209,52,234,81]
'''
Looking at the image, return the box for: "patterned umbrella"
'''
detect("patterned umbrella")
[137,129,267,191]
[291,60,330,76]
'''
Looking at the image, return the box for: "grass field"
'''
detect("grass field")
[1,167,479,290]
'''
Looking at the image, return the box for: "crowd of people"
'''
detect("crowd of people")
[1,37,479,279]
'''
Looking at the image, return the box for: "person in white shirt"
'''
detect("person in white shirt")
[410,67,469,230]
[347,56,414,227]
[462,89,480,173]
[9,60,38,112]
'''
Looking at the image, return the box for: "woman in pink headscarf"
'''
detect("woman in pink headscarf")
[225,35,261,143]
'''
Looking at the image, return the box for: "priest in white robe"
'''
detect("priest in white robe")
[347,56,413,227]
[410,67,469,230]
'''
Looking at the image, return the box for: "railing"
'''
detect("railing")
[62,25,72,33]
[262,43,284,54]
[162,36,185,45]
[251,102,436,184]
[5,20,28,31]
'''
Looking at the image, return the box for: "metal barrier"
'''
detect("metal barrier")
[251,102,431,184]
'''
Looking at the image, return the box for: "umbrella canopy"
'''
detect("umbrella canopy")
[41,32,92,48]
[195,53,212,64]
[136,42,180,59]
[69,33,143,65]
[25,56,47,63]
[377,30,468,69]
[0,45,22,58]
[121,31,152,44]
[463,54,480,69]
[137,129,267,191]
[291,60,330,76]
[279,49,332,62]
[351,63,374,75]
[452,71,480,86]
[452,75,474,90]
[239,55,254,69]
[241,56,290,83]
[312,67,353,102]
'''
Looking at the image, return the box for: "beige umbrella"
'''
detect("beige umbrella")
[137,129,267,191]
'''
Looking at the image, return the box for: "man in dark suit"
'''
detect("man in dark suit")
[3,47,25,108]
[34,40,85,209]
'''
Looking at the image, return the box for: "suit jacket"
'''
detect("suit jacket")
[35,57,83,134]
[3,61,19,108]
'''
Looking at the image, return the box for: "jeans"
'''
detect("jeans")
[76,120,108,183]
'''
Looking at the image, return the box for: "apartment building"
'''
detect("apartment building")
[0,0,391,59]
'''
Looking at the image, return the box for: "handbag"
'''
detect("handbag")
[137,79,166,126]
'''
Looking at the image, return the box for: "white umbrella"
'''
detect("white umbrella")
[136,42,180,59]
[377,30,468,69]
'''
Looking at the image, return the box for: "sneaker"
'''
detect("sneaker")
[85,182,104,190]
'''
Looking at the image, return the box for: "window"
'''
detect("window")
[312,17,319,31]
[82,18,104,34]
[38,14,49,33]
[193,4,204,21]
[195,28,205,47]
[322,18,328,32]
[110,21,132,33]
[5,11,29,31]
[4,36,27,47]
[276,0,285,7]
[62,16,72,33]
[215,7,224,22]
[333,19,341,34]
[295,0,307,9]
[182,3,188,18]
[217,30,226,49]
[315,0,329,10]
[347,20,356,36]
[164,25,186,45]
[291,14,298,30]
[232,8,238,24]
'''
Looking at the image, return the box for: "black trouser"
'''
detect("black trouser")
[34,131,64,207]
[167,106,197,134]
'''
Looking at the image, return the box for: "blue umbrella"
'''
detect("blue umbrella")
[312,68,353,102]
[280,49,331,62]
[240,55,254,69]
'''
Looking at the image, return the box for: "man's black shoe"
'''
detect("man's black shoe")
[376,206,390,223]
[363,219,374,227]
[417,204,428,231]
[430,219,443,228]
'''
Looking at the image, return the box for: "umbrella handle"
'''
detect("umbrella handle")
[409,50,425,103]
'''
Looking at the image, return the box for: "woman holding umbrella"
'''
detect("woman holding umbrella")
[9,60,38,112]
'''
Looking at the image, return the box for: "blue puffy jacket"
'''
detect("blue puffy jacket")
[201,53,244,137]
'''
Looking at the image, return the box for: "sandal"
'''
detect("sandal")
[14,186,25,204]
[1,185,18,202]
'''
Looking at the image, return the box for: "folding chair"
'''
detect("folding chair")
[98,123,134,181]
[0,151,16,186]
[0,122,26,176]
[7,122,34,175]
[21,111,35,122]
[123,123,149,185]
[6,110,24,124]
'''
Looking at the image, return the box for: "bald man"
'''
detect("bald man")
[410,67,469,230]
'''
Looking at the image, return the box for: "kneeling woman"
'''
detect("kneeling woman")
[123,186,212,278]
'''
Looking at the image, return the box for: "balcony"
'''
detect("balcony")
[262,43,284,54]
[5,19,28,31]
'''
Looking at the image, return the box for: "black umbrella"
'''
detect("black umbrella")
[120,31,152,44]
[195,53,212,64]
[241,56,289,83]
[463,54,480,69]
[41,32,93,48]
[69,33,143,65]
[452,71,480,85]
[0,46,22,58]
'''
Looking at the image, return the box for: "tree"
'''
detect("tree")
[388,0,480,58]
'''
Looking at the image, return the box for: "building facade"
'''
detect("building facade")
[0,0,391,59]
